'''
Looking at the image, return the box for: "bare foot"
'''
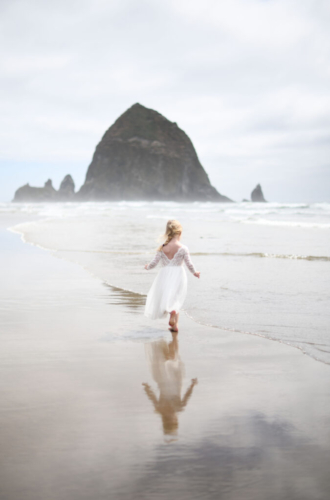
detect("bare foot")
[169,310,176,327]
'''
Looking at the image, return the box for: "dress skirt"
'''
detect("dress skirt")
[144,266,187,319]
[145,339,185,397]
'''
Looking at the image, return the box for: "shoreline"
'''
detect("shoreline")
[184,310,330,367]
[7,214,329,367]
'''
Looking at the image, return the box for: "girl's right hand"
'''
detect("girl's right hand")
[194,271,200,278]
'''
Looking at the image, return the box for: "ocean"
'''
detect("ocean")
[3,200,330,364]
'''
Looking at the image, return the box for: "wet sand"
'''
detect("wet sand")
[1,223,330,500]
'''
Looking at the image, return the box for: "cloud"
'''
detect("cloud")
[0,0,330,201]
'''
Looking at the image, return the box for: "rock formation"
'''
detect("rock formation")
[251,184,267,202]
[58,175,75,200]
[77,103,231,202]
[13,175,75,202]
[12,104,232,202]
[13,179,58,202]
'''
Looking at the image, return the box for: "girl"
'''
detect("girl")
[144,220,200,332]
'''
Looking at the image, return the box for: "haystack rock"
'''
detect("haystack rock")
[251,184,267,202]
[77,103,231,202]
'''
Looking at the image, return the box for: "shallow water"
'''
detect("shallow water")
[3,201,330,363]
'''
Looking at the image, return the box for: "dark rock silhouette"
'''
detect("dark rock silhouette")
[13,176,75,202]
[13,179,58,202]
[58,174,75,199]
[12,104,232,202]
[251,184,267,202]
[77,103,231,202]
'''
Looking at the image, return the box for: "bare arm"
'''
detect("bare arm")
[145,251,162,270]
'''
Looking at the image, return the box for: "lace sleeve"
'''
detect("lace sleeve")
[146,251,162,270]
[183,247,196,274]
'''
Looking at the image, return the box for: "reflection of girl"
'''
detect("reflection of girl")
[144,220,200,332]
[143,333,198,436]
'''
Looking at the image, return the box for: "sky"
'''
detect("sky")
[0,0,330,203]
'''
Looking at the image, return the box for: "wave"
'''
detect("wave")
[192,252,330,262]
[252,252,330,262]
[2,200,330,215]
[239,218,330,229]
[7,221,330,263]
[8,220,51,244]
[183,311,330,366]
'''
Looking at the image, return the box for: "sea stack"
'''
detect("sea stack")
[77,103,231,202]
[13,179,58,202]
[251,184,267,202]
[13,175,75,202]
[58,174,75,200]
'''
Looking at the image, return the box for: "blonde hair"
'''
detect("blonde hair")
[157,220,182,251]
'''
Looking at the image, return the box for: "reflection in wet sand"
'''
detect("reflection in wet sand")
[104,283,146,311]
[143,333,197,437]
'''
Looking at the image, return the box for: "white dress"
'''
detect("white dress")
[144,245,196,319]
[145,339,185,398]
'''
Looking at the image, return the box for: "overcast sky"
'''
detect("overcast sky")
[0,0,330,202]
